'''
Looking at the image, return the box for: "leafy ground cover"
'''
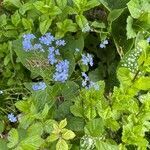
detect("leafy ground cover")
[0,0,150,149]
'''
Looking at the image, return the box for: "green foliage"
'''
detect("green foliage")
[0,0,150,149]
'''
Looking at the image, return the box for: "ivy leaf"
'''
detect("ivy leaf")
[62,129,76,140]
[56,139,68,150]
[7,128,19,148]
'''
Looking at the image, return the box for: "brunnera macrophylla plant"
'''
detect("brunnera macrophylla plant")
[0,0,150,150]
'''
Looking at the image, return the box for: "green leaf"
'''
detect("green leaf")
[59,118,67,129]
[56,139,68,150]
[0,122,4,134]
[0,14,7,27]
[0,139,8,150]
[27,122,43,136]
[7,129,19,148]
[62,129,75,140]
[22,18,33,30]
[84,0,100,11]
[84,118,104,137]
[47,133,59,142]
[3,0,22,8]
[40,18,52,35]
[127,0,150,19]
[19,135,44,149]
[134,77,150,90]
[99,0,130,11]
[11,10,20,27]
[96,141,119,150]
[44,119,57,133]
[75,15,89,31]
[56,0,67,9]
[126,16,136,39]
[108,9,125,22]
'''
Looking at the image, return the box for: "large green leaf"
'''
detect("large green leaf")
[99,0,130,11]
[127,0,150,19]
[96,141,119,150]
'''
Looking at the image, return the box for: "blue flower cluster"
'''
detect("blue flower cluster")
[23,34,36,51]
[53,60,69,82]
[23,33,69,84]
[99,39,109,48]
[8,113,17,123]
[32,82,47,91]
[82,72,99,90]
[81,53,93,66]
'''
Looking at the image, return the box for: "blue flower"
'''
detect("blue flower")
[22,34,35,51]
[33,43,43,51]
[147,37,150,43]
[99,39,108,48]
[55,39,66,46]
[39,33,55,45]
[81,53,93,66]
[32,82,47,91]
[8,113,17,123]
[53,60,69,82]
[81,72,99,90]
[48,47,59,65]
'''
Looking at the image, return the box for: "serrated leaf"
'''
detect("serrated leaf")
[11,10,20,26]
[127,0,150,19]
[40,19,52,35]
[47,133,59,142]
[59,118,67,129]
[96,141,119,150]
[62,129,75,140]
[7,129,19,148]
[56,139,68,150]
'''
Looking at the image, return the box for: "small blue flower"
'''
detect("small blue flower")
[32,82,47,91]
[33,43,44,52]
[53,60,69,82]
[55,40,66,46]
[48,47,58,65]
[22,34,35,51]
[103,39,108,45]
[39,33,55,45]
[8,113,17,123]
[82,72,89,81]
[99,39,109,48]
[55,49,60,55]
[81,53,93,66]
[147,37,150,43]
[99,43,106,48]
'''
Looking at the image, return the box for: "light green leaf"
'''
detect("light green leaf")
[96,141,119,150]
[40,18,52,35]
[84,118,104,137]
[126,16,136,39]
[47,133,59,142]
[56,0,67,9]
[134,77,150,90]
[56,139,68,150]
[127,0,150,19]
[7,129,19,148]
[59,118,67,129]
[62,129,76,140]
[11,10,20,26]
